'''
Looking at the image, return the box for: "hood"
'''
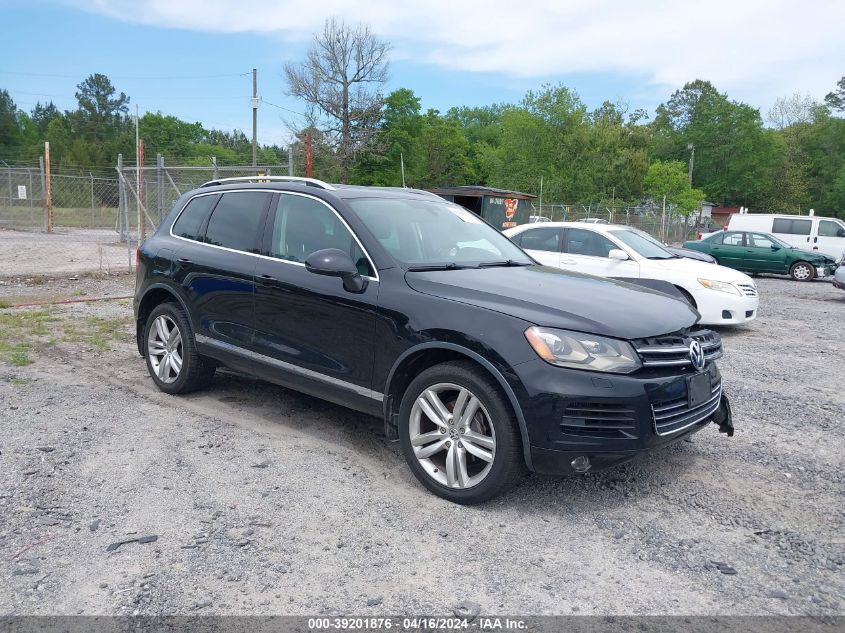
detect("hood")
[642,256,752,283]
[404,265,698,340]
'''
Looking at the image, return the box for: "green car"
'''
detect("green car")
[683,230,838,281]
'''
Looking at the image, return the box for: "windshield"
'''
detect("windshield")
[347,197,533,267]
[610,229,675,259]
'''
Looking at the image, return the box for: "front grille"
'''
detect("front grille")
[736,283,758,297]
[560,401,638,439]
[633,329,723,368]
[651,377,722,436]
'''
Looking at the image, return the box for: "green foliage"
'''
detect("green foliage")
[2,73,845,218]
[824,76,845,112]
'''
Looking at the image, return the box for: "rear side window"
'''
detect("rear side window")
[772,218,811,236]
[269,194,374,277]
[517,228,562,252]
[722,232,744,246]
[172,194,217,241]
[204,192,269,252]
[708,232,724,245]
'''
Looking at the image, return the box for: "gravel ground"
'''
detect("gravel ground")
[0,228,132,279]
[0,274,842,616]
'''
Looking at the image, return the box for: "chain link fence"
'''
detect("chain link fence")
[530,202,699,244]
[0,157,290,279]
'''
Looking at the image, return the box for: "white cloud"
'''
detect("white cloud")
[78,0,845,106]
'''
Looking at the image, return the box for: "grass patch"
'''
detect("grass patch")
[0,300,11,309]
[62,315,131,351]
[0,309,54,365]
[0,307,130,365]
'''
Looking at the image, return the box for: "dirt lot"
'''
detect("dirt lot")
[0,274,843,616]
[0,229,133,279]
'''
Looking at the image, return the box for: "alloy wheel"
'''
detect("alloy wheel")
[793,263,813,280]
[147,315,183,384]
[409,383,496,489]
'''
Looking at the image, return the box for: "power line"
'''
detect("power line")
[260,97,307,117]
[0,70,252,80]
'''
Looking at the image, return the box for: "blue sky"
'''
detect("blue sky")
[2,0,842,147]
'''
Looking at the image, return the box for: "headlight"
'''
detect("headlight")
[697,278,742,295]
[524,327,641,374]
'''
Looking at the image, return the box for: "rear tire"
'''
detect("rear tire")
[398,360,526,504]
[144,302,215,394]
[789,261,815,282]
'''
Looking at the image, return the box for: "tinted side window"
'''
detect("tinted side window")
[519,228,561,252]
[203,192,269,252]
[270,194,374,277]
[172,194,217,241]
[818,220,845,237]
[772,218,811,235]
[723,232,744,246]
[708,232,725,245]
[565,228,616,257]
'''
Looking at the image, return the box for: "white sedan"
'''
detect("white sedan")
[504,222,759,326]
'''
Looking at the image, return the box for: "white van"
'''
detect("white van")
[727,213,845,260]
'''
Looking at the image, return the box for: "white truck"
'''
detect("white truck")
[726,213,845,260]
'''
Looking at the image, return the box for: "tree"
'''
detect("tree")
[75,73,130,123]
[285,17,390,183]
[767,92,818,129]
[824,76,845,112]
[650,80,780,207]
[0,89,19,151]
[644,160,706,214]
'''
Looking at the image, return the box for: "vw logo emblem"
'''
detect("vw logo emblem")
[689,340,705,371]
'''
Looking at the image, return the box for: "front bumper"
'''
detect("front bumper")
[695,291,758,325]
[511,359,733,476]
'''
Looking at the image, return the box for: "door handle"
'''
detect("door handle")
[560,259,577,265]
[813,237,818,243]
[257,273,276,282]
[177,257,192,264]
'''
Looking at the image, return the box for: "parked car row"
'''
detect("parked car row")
[134,178,734,504]
[503,222,759,326]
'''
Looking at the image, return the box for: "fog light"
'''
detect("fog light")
[721,310,732,319]
[571,456,591,472]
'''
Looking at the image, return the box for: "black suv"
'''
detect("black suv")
[134,177,733,503]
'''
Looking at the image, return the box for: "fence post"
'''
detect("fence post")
[211,156,218,181]
[90,172,95,229]
[117,154,125,241]
[157,153,164,223]
[5,161,11,217]
[39,157,46,231]
[44,142,52,233]
[28,168,34,226]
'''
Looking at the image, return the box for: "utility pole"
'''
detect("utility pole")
[538,175,543,217]
[305,133,313,178]
[400,153,406,187]
[288,145,293,176]
[687,142,695,187]
[251,68,258,168]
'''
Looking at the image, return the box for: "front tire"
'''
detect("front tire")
[144,302,215,394]
[789,261,815,282]
[398,361,526,504]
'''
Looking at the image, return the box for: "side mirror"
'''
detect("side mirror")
[608,249,629,261]
[305,248,367,293]
[837,229,845,238]
[770,244,780,251]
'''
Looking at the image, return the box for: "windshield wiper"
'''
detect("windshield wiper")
[407,263,472,272]
[477,259,532,268]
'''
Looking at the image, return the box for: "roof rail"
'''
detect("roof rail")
[199,176,335,190]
